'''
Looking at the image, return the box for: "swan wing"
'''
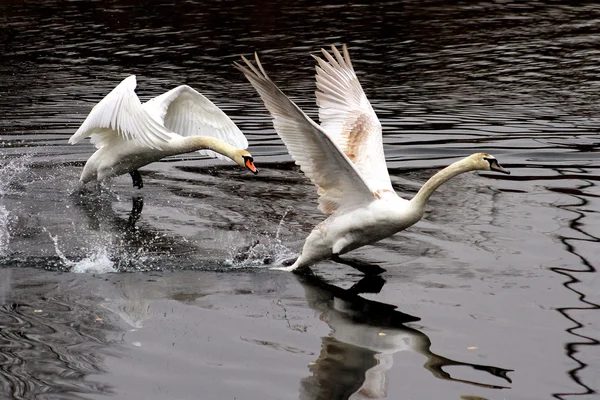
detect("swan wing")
[143,85,248,160]
[314,45,394,193]
[68,75,174,150]
[235,54,375,214]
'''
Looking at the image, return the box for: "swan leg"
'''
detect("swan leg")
[130,170,143,189]
[331,255,386,275]
[271,263,300,272]
[272,265,298,272]
[271,257,312,274]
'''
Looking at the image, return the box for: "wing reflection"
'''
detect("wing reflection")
[297,274,513,399]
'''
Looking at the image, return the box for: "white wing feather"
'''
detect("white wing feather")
[235,54,375,214]
[314,45,394,193]
[143,85,248,160]
[68,75,174,150]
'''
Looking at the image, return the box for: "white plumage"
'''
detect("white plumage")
[236,45,509,272]
[313,45,394,196]
[70,75,256,188]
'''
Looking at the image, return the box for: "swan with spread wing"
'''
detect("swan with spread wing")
[69,75,257,189]
[235,45,509,272]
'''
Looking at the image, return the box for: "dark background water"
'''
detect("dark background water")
[0,1,599,399]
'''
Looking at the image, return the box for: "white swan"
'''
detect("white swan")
[69,75,257,189]
[235,45,510,272]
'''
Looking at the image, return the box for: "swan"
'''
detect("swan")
[235,45,510,272]
[69,75,258,189]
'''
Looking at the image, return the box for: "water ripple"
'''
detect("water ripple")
[0,272,118,399]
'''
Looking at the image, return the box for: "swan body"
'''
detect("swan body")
[70,75,257,188]
[236,45,509,272]
[298,195,420,267]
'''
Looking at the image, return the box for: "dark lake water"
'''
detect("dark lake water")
[1,1,599,399]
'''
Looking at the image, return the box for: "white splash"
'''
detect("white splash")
[0,155,31,257]
[225,237,297,269]
[47,230,117,274]
[275,205,294,240]
[70,247,116,274]
[0,205,9,258]
[225,206,298,269]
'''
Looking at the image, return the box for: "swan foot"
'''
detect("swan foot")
[331,255,386,275]
[130,170,143,189]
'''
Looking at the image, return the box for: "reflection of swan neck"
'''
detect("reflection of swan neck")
[351,353,392,399]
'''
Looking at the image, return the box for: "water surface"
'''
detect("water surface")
[0,1,599,399]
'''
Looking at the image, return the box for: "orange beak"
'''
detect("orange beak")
[245,159,258,174]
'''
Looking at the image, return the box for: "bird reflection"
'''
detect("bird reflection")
[297,273,513,399]
[69,191,198,268]
[72,190,144,230]
[128,194,144,227]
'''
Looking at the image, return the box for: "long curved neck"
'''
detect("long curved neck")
[173,136,240,161]
[410,158,476,210]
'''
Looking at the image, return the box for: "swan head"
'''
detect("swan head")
[471,153,510,174]
[235,150,258,174]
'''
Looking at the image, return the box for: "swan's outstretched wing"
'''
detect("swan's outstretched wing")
[235,54,375,214]
[68,75,174,150]
[313,45,393,193]
[142,85,248,160]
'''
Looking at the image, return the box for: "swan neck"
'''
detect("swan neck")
[411,158,475,209]
[179,136,238,159]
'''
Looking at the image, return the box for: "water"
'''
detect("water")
[0,1,599,399]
